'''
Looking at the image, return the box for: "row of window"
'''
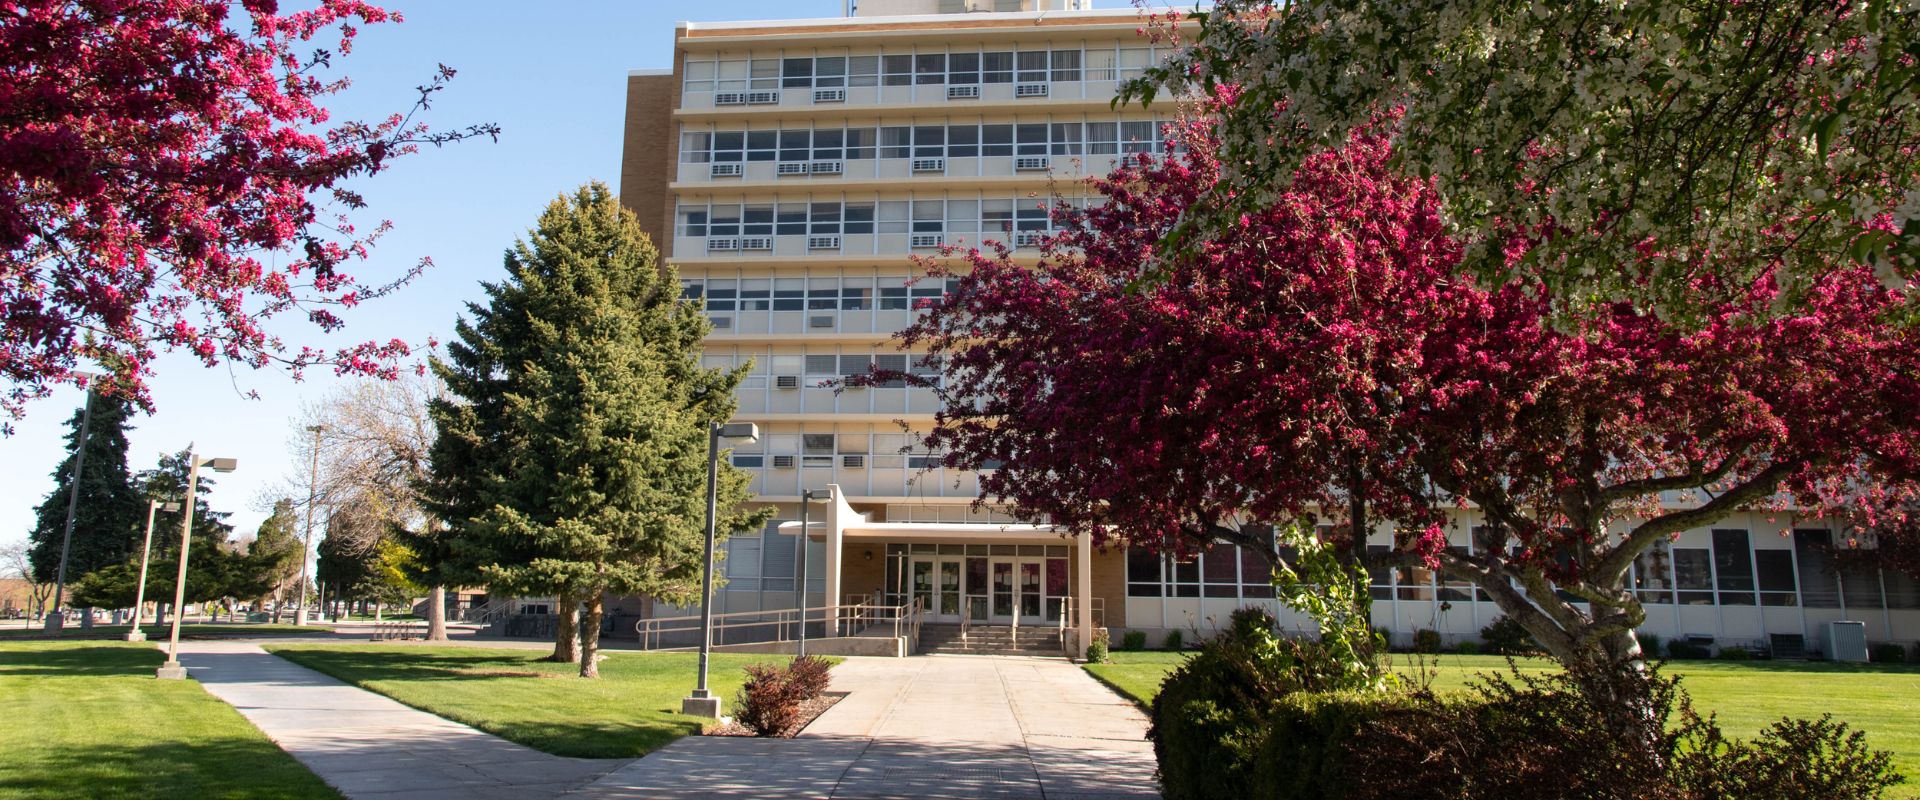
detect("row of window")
[681,276,956,313]
[676,198,1076,238]
[684,46,1164,93]
[700,352,941,388]
[680,120,1168,163]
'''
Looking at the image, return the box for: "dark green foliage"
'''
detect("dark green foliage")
[1412,628,1442,654]
[1120,630,1148,651]
[68,546,278,609]
[1673,715,1904,800]
[1718,646,1757,661]
[1868,643,1907,664]
[1638,634,1662,660]
[26,394,143,586]
[1454,640,1480,655]
[736,656,832,737]
[422,182,770,619]
[1162,629,1184,651]
[1479,615,1541,656]
[248,499,302,602]
[1668,640,1712,660]
[1087,629,1110,663]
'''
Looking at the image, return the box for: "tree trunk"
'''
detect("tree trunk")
[426,585,448,641]
[578,591,604,678]
[548,593,579,663]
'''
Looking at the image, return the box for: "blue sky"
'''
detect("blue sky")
[1,0,851,551]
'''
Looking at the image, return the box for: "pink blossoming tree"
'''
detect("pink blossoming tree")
[891,127,1920,725]
[0,0,497,424]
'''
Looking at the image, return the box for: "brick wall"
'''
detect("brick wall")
[617,73,680,254]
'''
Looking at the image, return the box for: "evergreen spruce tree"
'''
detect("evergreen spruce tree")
[249,499,303,618]
[425,182,769,677]
[71,448,247,612]
[26,393,143,617]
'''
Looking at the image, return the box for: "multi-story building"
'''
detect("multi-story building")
[618,1,1920,659]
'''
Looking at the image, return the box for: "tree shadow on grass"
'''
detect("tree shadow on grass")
[4,736,339,800]
[269,647,558,682]
[0,644,159,677]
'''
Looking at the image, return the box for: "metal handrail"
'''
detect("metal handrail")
[632,598,925,652]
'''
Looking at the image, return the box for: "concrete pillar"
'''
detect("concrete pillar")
[1076,529,1093,659]
[823,484,847,636]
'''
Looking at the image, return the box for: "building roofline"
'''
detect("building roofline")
[681,8,1141,34]
[627,68,674,77]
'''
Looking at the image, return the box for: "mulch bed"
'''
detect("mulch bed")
[706,691,848,737]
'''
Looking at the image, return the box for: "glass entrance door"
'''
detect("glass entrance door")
[909,556,965,622]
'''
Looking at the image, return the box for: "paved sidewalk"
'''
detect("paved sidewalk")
[167,640,626,800]
[570,655,1159,799]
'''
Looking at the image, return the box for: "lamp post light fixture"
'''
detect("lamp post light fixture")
[46,372,103,632]
[125,499,182,642]
[295,424,325,626]
[794,489,823,658]
[682,421,758,719]
[156,454,237,680]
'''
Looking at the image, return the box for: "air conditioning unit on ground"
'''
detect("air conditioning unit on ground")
[810,160,844,174]
[715,92,748,105]
[947,85,981,99]
[807,235,841,250]
[911,158,945,172]
[1015,156,1050,171]
[709,163,743,177]
[738,237,773,251]
[771,455,797,469]
[705,238,740,252]
[809,315,836,328]
[1016,83,1049,97]
[910,234,946,249]
[842,455,866,468]
[746,90,779,104]
[813,88,846,103]
[775,375,801,389]
[776,162,808,175]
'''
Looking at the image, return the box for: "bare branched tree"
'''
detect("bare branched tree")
[1,541,53,620]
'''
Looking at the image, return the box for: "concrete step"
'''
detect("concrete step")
[918,624,1067,656]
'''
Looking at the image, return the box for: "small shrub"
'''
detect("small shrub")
[1718,646,1754,661]
[1454,640,1481,655]
[1668,639,1713,660]
[1869,643,1908,664]
[1162,629,1185,651]
[1120,630,1148,651]
[735,656,830,737]
[1412,628,1442,654]
[1637,633,1662,660]
[1086,629,1111,664]
[1674,714,1903,800]
[1480,615,1541,656]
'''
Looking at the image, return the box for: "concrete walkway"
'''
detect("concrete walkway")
[570,655,1159,799]
[167,640,626,799]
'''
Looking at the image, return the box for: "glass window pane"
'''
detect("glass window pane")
[1713,529,1755,605]
[982,51,1014,83]
[915,53,946,84]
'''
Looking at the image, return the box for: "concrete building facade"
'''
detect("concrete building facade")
[618,2,1920,659]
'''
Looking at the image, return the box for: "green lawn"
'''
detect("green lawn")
[0,641,339,800]
[1088,651,1920,797]
[0,623,328,639]
[267,643,832,758]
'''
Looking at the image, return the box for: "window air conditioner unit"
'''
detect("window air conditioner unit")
[810,160,844,174]
[809,315,836,328]
[909,234,945,249]
[738,237,773,251]
[807,235,841,250]
[1014,231,1046,248]
[746,90,780,104]
[715,92,748,105]
[842,455,866,468]
[813,88,846,103]
[709,162,743,177]
[947,85,981,99]
[708,315,733,329]
[771,455,797,469]
[706,238,740,252]
[911,158,945,172]
[775,375,801,389]
[1016,83,1049,97]
[1014,156,1050,171]
[776,162,809,175]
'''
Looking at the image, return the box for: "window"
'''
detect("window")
[742,205,773,236]
[1202,544,1239,598]
[681,132,712,163]
[874,354,908,388]
[815,57,846,88]
[879,278,910,310]
[1712,529,1756,605]
[739,279,771,311]
[712,131,745,163]
[684,59,717,92]
[1016,50,1049,83]
[1367,544,1393,601]
[1126,548,1161,596]
[782,57,812,88]
[878,201,910,234]
[982,124,1014,157]
[772,278,804,311]
[880,126,912,159]
[1015,124,1049,156]
[812,129,844,161]
[848,55,880,87]
[1122,121,1156,153]
[844,203,875,234]
[1085,47,1117,81]
[1754,549,1797,607]
[913,126,945,159]
[776,203,808,236]
[1674,548,1714,605]
[706,280,736,312]
[810,203,841,235]
[808,279,838,311]
[882,54,913,87]
[911,200,944,234]
[1050,49,1082,82]
[779,130,810,163]
[1117,47,1153,80]
[716,59,748,92]
[982,51,1014,83]
[1240,546,1275,599]
[1632,541,1675,604]
[708,206,740,237]
[947,124,979,158]
[1051,122,1083,156]
[732,454,764,468]
[677,208,708,238]
[914,53,946,85]
[840,280,872,310]
[746,130,777,162]
[846,128,876,160]
[1085,122,1118,155]
[949,52,980,85]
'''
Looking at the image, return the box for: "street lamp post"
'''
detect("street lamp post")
[682,421,758,719]
[295,424,324,626]
[125,499,181,642]
[794,489,821,658]
[156,454,237,680]
[45,374,101,631]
